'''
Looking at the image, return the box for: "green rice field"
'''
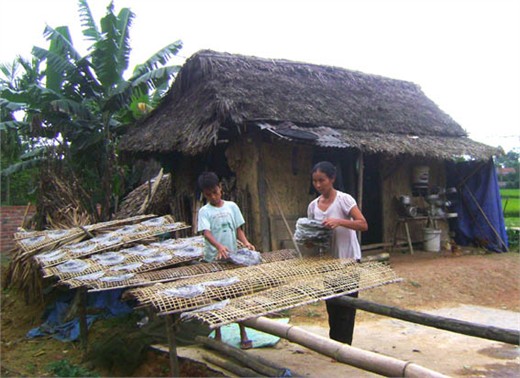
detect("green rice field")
[501,188,519,227]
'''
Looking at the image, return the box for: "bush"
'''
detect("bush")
[507,228,519,252]
[46,360,99,377]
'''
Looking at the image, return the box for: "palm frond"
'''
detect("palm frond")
[115,7,135,75]
[50,99,93,119]
[1,156,44,176]
[131,41,183,79]
[42,25,82,62]
[78,0,101,42]
[0,120,29,131]
[32,47,78,81]
[103,80,132,112]
[0,97,26,112]
[93,11,120,88]
[131,66,179,91]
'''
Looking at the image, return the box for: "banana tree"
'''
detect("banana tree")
[0,0,182,219]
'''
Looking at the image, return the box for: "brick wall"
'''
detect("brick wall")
[1,205,36,253]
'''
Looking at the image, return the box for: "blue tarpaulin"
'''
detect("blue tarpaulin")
[27,289,134,341]
[446,159,508,252]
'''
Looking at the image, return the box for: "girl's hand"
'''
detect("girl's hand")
[244,242,255,251]
[322,218,341,230]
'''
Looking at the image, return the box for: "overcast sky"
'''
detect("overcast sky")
[1,0,519,151]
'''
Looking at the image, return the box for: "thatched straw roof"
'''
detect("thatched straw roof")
[120,50,500,160]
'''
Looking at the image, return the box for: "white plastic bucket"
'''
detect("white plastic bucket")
[423,228,441,252]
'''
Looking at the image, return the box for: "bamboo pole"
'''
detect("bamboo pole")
[331,296,519,345]
[264,177,302,258]
[202,353,265,377]
[195,336,287,377]
[360,252,389,263]
[463,185,508,251]
[242,316,447,377]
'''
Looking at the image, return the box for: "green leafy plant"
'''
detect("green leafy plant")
[46,359,99,377]
[0,0,183,220]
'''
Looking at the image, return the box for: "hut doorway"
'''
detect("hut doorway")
[361,154,383,244]
[312,150,383,246]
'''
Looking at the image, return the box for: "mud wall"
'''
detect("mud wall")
[226,136,315,251]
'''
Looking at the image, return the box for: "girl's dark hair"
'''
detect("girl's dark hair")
[198,171,219,190]
[312,161,336,179]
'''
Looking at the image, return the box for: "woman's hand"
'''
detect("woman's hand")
[322,218,342,229]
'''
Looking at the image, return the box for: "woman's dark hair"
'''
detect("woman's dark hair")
[312,161,336,179]
[198,171,219,190]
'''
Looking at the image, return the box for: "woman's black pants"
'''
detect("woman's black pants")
[325,291,358,345]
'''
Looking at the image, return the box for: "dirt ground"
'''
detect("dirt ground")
[1,248,519,377]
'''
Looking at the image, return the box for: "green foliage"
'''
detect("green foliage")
[46,360,99,377]
[495,151,519,189]
[506,228,519,252]
[0,0,183,219]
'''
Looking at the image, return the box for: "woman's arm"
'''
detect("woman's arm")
[237,227,255,250]
[322,205,368,231]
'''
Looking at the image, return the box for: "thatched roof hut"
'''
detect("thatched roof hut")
[120,50,505,252]
[120,49,499,160]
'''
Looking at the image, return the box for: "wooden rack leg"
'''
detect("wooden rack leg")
[78,287,89,361]
[165,314,180,377]
[391,221,400,252]
[404,222,414,254]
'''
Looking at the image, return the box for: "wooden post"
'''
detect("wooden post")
[78,287,88,361]
[165,314,180,377]
[257,147,271,252]
[357,150,364,245]
[331,296,520,345]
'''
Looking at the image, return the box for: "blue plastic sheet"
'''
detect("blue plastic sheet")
[446,159,508,252]
[27,289,134,341]
[208,318,290,349]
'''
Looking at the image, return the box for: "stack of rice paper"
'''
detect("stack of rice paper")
[294,218,332,249]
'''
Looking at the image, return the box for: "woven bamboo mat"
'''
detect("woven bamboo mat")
[34,216,189,268]
[62,249,299,292]
[127,258,399,319]
[15,215,156,254]
[181,261,400,328]
[43,236,204,280]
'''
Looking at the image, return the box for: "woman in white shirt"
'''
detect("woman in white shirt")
[307,161,368,345]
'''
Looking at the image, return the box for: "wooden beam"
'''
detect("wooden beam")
[330,296,519,345]
[165,314,180,377]
[78,287,88,361]
[357,150,364,245]
[256,147,271,252]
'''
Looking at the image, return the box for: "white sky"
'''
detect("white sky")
[1,0,519,151]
